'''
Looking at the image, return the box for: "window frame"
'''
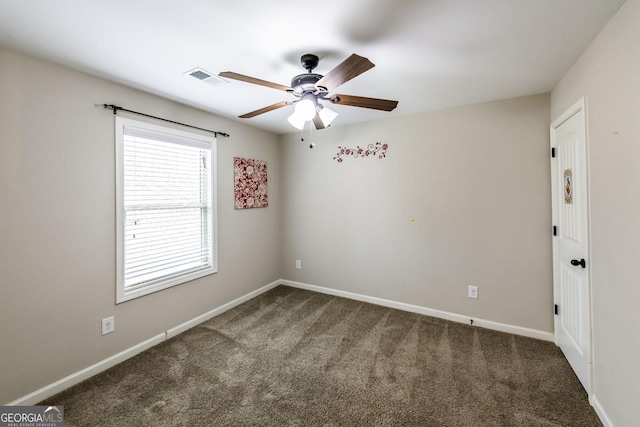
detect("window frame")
[115,116,218,304]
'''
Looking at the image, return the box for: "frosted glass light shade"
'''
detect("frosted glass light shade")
[295,98,317,121]
[318,106,338,126]
[287,112,306,130]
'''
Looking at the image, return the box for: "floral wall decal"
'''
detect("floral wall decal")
[333,142,388,163]
[234,157,268,209]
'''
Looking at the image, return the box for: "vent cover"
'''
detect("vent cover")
[189,69,212,80]
[184,68,227,86]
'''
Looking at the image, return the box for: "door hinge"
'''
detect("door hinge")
[551,147,556,158]
[554,304,559,315]
[553,225,557,236]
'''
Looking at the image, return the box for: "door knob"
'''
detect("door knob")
[570,258,586,268]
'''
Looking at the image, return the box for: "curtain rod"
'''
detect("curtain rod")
[102,104,230,138]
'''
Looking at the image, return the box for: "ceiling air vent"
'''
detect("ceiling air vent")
[184,68,227,86]
[189,69,212,80]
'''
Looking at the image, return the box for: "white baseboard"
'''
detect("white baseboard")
[590,395,614,427]
[6,279,281,406]
[8,333,166,406]
[281,280,554,342]
[8,278,554,406]
[166,280,281,339]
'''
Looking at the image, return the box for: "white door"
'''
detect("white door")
[550,98,591,393]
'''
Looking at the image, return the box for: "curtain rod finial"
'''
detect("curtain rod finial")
[103,104,121,115]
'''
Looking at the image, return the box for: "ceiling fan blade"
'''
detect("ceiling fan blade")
[219,71,292,92]
[316,54,375,91]
[330,94,398,111]
[312,113,325,130]
[239,101,290,118]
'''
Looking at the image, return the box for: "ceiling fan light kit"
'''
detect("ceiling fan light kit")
[287,110,307,130]
[287,93,340,130]
[294,94,318,121]
[219,53,398,131]
[318,105,338,126]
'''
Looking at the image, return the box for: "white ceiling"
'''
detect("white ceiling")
[0,0,624,134]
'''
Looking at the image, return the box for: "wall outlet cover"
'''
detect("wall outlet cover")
[102,316,115,335]
[468,285,479,299]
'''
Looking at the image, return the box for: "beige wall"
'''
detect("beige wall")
[0,47,281,404]
[280,94,552,332]
[8,9,636,420]
[551,0,640,424]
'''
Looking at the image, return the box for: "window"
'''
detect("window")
[115,117,217,303]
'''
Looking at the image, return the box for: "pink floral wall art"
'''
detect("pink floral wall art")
[234,157,268,209]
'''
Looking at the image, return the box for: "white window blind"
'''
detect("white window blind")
[116,117,217,303]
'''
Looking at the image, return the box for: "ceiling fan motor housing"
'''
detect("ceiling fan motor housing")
[290,54,329,96]
[291,73,327,96]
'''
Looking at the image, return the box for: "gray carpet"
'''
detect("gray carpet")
[43,286,601,426]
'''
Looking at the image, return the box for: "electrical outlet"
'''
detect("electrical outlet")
[468,285,479,299]
[102,316,115,335]
[295,259,302,270]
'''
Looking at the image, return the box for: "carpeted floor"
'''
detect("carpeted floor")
[43,286,601,426]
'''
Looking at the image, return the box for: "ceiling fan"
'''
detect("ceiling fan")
[219,53,399,130]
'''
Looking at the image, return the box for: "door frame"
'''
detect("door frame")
[550,97,594,395]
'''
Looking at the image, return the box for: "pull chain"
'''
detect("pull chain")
[300,121,316,148]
